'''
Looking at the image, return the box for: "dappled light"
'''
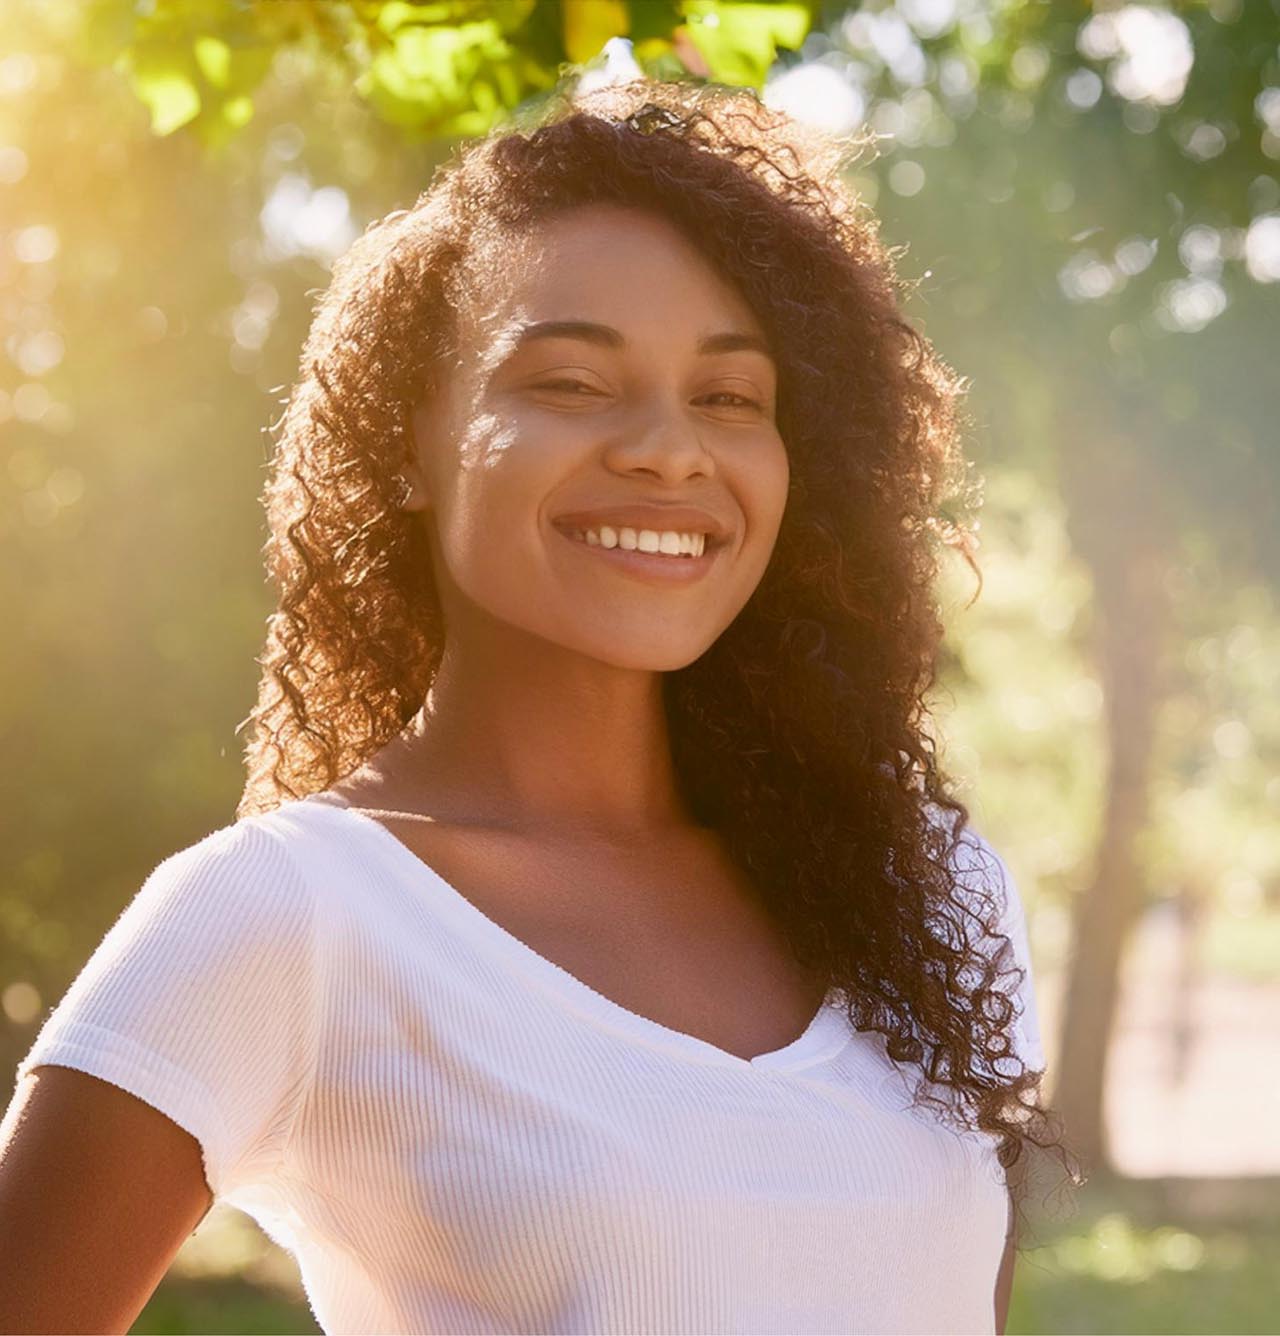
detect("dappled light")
[2,2,1275,1333]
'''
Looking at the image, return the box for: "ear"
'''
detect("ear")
[398,400,436,513]
[398,457,431,513]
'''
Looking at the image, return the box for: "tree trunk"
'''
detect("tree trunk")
[1052,434,1173,1178]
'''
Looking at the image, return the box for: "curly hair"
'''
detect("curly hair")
[236,76,1080,1237]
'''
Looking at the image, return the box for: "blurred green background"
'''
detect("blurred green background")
[2,2,1277,1333]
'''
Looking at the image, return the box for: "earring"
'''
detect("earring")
[392,474,413,508]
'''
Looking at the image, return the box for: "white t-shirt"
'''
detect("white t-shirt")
[14,792,1044,1336]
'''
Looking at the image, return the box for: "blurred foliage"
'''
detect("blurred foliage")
[131,1277,320,1336]
[1007,1184,1280,1335]
[821,2,1277,1169]
[2,0,1279,1328]
[73,0,815,145]
[844,0,1280,572]
[937,468,1106,915]
[1201,906,1280,982]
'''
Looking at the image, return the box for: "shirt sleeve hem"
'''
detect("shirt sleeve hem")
[13,1016,234,1200]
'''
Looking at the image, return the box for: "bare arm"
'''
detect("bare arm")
[0,1065,214,1334]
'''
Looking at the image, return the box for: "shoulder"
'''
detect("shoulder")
[14,804,335,1202]
[101,804,338,972]
[920,800,1019,923]
[154,797,356,890]
[918,802,1037,1000]
[921,801,1046,1071]
[182,796,432,943]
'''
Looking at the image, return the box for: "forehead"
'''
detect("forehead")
[454,203,766,348]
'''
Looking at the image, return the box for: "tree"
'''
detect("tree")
[78,0,815,147]
[829,0,1279,1174]
[8,0,1278,1184]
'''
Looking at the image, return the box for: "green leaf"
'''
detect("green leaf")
[375,1,431,36]
[681,0,811,88]
[629,0,683,46]
[221,94,254,128]
[193,34,230,88]
[355,17,528,133]
[132,66,202,135]
[562,0,630,65]
[394,25,470,90]
[369,1,536,37]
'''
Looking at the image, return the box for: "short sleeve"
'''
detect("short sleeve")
[948,826,1047,1076]
[13,817,320,1202]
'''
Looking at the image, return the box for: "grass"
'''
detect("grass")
[132,1275,319,1335]
[1009,1177,1280,1335]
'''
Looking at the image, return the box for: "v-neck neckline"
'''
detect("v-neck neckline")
[298,792,852,1075]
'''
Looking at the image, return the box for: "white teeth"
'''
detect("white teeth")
[566,524,709,557]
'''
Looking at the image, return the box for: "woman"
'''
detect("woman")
[2,78,1075,1334]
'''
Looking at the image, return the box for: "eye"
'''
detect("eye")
[534,378,601,395]
[699,390,764,411]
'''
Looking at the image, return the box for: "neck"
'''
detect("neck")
[380,628,698,840]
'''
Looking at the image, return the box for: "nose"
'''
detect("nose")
[603,395,715,484]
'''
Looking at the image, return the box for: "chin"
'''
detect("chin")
[569,632,717,674]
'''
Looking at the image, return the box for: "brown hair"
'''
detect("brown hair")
[238,77,1080,1235]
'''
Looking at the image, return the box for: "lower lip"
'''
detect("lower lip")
[552,526,724,585]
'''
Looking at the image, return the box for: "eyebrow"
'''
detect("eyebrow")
[510,319,775,363]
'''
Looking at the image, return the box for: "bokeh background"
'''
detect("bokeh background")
[2,2,1277,1332]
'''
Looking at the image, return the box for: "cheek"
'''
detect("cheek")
[428,428,557,597]
[452,404,525,473]
[742,437,791,548]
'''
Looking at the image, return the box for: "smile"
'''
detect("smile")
[552,523,724,585]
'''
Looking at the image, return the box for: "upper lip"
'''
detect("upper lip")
[551,504,732,545]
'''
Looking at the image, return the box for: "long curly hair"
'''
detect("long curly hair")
[237,77,1079,1235]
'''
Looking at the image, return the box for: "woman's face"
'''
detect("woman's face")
[404,201,789,670]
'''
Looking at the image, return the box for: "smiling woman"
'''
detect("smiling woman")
[394,200,790,660]
[2,77,1078,1336]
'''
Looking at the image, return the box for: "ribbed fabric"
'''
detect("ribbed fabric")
[15,793,1044,1336]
